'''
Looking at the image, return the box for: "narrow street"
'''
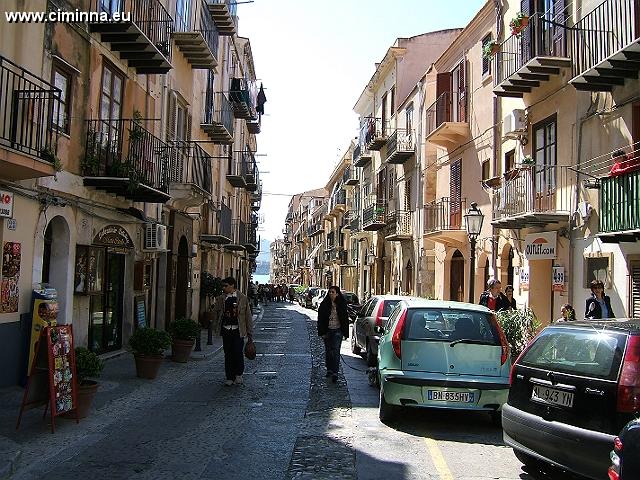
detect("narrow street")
[1,303,581,480]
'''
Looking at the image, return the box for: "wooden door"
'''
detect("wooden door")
[450,250,465,302]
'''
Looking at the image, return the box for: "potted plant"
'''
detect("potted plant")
[521,155,535,166]
[74,347,104,418]
[482,39,500,59]
[200,272,223,327]
[169,318,201,363]
[495,308,541,361]
[129,327,171,379]
[510,11,529,36]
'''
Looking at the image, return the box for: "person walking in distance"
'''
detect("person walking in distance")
[317,285,349,383]
[212,277,254,386]
[478,278,510,312]
[585,279,615,319]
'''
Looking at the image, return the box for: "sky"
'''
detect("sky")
[236,0,487,242]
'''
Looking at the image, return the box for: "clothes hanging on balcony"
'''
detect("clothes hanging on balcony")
[256,83,267,115]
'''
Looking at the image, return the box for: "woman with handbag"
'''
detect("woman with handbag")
[317,286,350,383]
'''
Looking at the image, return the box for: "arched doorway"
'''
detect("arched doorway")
[450,250,464,302]
[175,236,189,320]
[41,216,70,321]
[507,247,515,287]
[405,259,413,294]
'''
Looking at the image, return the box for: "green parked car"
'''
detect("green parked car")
[377,299,511,424]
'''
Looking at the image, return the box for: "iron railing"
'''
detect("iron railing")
[330,190,347,211]
[350,213,361,233]
[203,92,234,135]
[0,55,61,160]
[323,248,335,264]
[426,90,466,136]
[228,149,248,177]
[206,0,237,17]
[353,143,361,163]
[385,210,413,237]
[326,231,335,249]
[90,0,173,60]
[230,77,257,118]
[424,198,467,233]
[360,117,387,148]
[495,12,568,85]
[174,1,219,58]
[231,219,247,245]
[169,141,212,194]
[600,169,640,233]
[363,201,385,227]
[386,129,415,158]
[84,118,170,193]
[492,165,574,220]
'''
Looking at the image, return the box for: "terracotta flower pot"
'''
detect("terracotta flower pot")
[171,338,195,363]
[134,353,164,379]
[76,380,98,418]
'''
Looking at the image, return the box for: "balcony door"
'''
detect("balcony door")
[533,115,557,210]
[99,63,124,164]
[450,159,462,228]
[451,62,467,122]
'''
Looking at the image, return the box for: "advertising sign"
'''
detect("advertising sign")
[519,266,530,290]
[553,266,565,292]
[524,232,557,260]
[0,191,14,218]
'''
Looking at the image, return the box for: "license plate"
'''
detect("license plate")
[531,385,574,408]
[427,390,475,403]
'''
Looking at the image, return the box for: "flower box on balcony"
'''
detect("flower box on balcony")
[482,40,500,59]
[509,13,529,36]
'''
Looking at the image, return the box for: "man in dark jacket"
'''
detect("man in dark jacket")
[478,278,511,312]
[585,279,615,319]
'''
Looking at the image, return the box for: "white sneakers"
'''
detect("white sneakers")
[224,379,234,386]
[234,375,243,385]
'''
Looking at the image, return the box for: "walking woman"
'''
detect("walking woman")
[585,279,615,319]
[317,285,350,383]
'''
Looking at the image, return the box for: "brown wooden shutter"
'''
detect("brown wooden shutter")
[552,0,566,56]
[632,102,640,149]
[450,159,462,228]
[167,91,177,142]
[631,264,640,318]
[521,0,532,59]
[436,72,452,125]
[458,61,468,122]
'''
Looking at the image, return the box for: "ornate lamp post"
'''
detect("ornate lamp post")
[464,202,484,304]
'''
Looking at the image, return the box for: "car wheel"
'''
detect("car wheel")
[350,327,361,354]
[366,342,377,367]
[379,386,397,424]
[489,411,502,427]
[513,449,543,470]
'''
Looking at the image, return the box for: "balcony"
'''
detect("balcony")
[329,190,347,215]
[88,0,173,74]
[285,212,293,224]
[386,129,415,164]
[83,119,170,203]
[206,0,237,36]
[491,166,573,229]
[570,0,640,92]
[173,5,219,69]
[326,231,335,250]
[336,249,349,266]
[0,56,61,180]
[425,91,469,150]
[350,214,361,233]
[244,151,259,192]
[201,92,234,143]
[362,201,386,231]
[224,220,247,251]
[201,202,232,245]
[362,117,387,151]
[244,223,258,253]
[344,166,359,186]
[493,12,570,98]
[598,170,640,242]
[424,197,468,246]
[230,78,257,120]
[251,183,262,211]
[247,118,261,134]
[226,150,247,188]
[323,248,335,265]
[352,142,372,168]
[168,141,212,208]
[384,210,413,242]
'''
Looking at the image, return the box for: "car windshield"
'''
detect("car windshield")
[403,308,500,345]
[344,293,359,304]
[381,300,401,317]
[518,327,627,381]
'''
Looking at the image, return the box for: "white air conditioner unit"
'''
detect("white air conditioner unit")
[144,224,167,250]
[503,109,527,138]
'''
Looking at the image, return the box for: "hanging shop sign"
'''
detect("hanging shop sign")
[553,266,565,292]
[0,191,14,218]
[93,225,133,253]
[519,266,530,291]
[524,232,557,260]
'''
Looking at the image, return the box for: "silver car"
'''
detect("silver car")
[351,295,421,366]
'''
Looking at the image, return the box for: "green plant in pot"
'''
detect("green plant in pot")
[74,347,104,418]
[200,273,223,328]
[169,318,200,363]
[129,327,171,379]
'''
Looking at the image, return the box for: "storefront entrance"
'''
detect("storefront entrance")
[450,250,465,302]
[89,252,124,354]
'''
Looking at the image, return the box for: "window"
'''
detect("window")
[505,149,516,173]
[481,34,493,76]
[390,86,395,117]
[51,63,72,133]
[100,62,124,129]
[175,0,191,31]
[404,178,412,210]
[584,254,612,288]
[381,93,388,135]
[406,104,413,134]
[482,160,490,181]
[533,115,557,192]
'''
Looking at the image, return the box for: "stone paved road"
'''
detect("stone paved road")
[0,302,589,480]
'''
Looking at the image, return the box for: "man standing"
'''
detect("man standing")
[212,277,253,386]
[478,278,510,312]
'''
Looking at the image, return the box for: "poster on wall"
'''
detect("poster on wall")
[1,241,21,313]
[552,266,565,292]
[519,266,530,291]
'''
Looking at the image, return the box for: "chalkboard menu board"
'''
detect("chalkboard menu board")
[135,295,147,329]
[17,325,79,433]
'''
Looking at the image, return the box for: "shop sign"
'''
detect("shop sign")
[0,191,14,218]
[93,225,133,251]
[519,266,530,290]
[524,232,557,260]
[552,266,565,292]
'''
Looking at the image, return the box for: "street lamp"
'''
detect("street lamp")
[464,202,484,303]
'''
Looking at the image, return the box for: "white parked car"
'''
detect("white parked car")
[311,288,328,310]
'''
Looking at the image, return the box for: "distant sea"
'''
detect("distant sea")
[252,274,270,284]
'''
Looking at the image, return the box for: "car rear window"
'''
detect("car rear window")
[343,293,359,304]
[518,327,627,381]
[382,300,401,317]
[404,308,500,344]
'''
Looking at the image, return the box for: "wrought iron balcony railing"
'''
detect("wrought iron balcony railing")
[205,0,237,35]
[329,190,347,212]
[326,231,335,250]
[386,129,415,164]
[426,90,468,136]
[385,210,413,240]
[84,118,170,202]
[491,165,574,228]
[230,77,257,120]
[361,117,387,151]
[350,213,361,233]
[362,201,386,230]
[600,169,640,234]
[0,55,61,163]
[228,219,247,248]
[424,198,467,233]
[323,248,335,264]
[169,141,212,194]
[173,2,219,69]
[202,92,234,143]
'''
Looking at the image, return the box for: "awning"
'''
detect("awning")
[596,230,640,243]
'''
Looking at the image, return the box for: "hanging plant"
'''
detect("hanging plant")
[509,12,530,36]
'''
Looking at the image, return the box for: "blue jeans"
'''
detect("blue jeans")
[323,328,343,374]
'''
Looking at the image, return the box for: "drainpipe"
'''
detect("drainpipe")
[492,0,503,280]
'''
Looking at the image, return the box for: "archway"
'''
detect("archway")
[41,216,71,322]
[450,250,465,302]
[175,236,189,320]
[405,259,413,295]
